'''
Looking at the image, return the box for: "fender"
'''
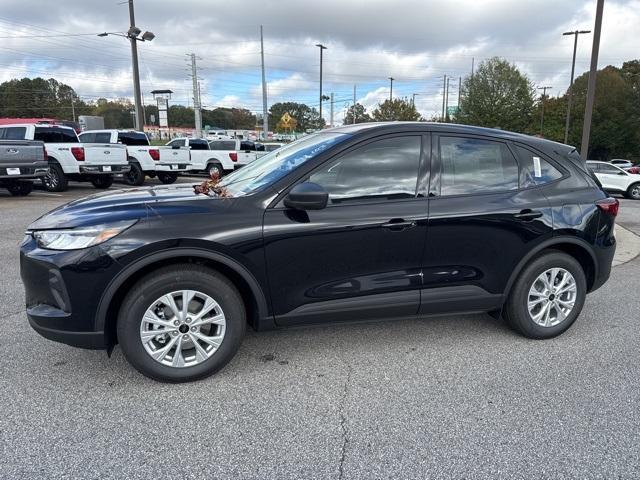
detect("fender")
[503,235,598,297]
[94,247,273,333]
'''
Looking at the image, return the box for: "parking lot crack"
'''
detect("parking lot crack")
[338,364,352,480]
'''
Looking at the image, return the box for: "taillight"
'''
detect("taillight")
[229,152,238,162]
[149,149,160,161]
[596,197,619,217]
[71,146,85,161]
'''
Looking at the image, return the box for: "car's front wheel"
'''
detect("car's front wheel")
[90,175,114,189]
[117,265,246,382]
[504,251,586,339]
[7,181,33,196]
[157,172,178,184]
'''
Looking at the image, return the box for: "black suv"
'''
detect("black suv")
[20,123,617,382]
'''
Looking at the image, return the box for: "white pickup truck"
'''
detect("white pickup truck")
[0,123,128,192]
[79,129,191,186]
[167,137,260,177]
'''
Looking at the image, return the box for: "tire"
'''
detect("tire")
[207,162,223,178]
[123,162,145,186]
[41,162,68,192]
[625,183,640,200]
[117,265,246,382]
[157,172,178,184]
[7,181,33,196]
[90,175,114,189]
[503,251,586,339]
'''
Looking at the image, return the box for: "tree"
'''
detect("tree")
[456,57,535,132]
[268,102,324,132]
[343,103,371,124]
[371,98,421,121]
[0,77,86,119]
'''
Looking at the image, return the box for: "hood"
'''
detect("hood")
[29,184,225,230]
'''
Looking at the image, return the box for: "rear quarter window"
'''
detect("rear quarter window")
[513,145,563,187]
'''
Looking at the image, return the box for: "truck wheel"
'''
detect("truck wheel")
[7,181,33,196]
[123,162,145,186]
[158,172,178,184]
[207,162,223,178]
[42,162,68,192]
[91,175,114,189]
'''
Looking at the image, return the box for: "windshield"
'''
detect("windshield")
[218,132,350,196]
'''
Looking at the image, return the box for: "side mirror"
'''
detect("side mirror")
[284,182,329,210]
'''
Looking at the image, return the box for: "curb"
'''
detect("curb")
[613,225,640,267]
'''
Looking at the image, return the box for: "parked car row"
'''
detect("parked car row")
[0,121,285,194]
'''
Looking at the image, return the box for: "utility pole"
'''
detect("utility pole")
[563,29,591,144]
[260,25,268,140]
[189,53,202,138]
[128,0,144,131]
[581,0,604,159]
[389,77,394,101]
[441,74,447,121]
[71,98,76,122]
[538,86,552,133]
[353,85,357,124]
[412,93,419,106]
[445,77,450,121]
[315,44,327,126]
[330,92,334,127]
[458,77,461,108]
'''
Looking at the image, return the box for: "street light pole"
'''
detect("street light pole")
[128,0,144,131]
[412,93,419,106]
[389,77,394,101]
[563,29,591,144]
[581,0,605,160]
[315,43,327,127]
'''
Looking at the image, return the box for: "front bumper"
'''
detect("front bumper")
[79,164,130,174]
[20,237,120,350]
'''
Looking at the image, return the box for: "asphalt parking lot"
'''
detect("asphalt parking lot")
[1,183,640,479]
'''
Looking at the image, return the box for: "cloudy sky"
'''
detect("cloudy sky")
[1,0,638,125]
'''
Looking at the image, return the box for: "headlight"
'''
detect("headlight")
[31,220,137,251]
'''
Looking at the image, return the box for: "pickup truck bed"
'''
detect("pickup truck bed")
[0,140,48,196]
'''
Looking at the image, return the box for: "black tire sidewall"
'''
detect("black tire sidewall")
[506,252,587,339]
[42,163,67,192]
[91,176,114,189]
[158,173,178,184]
[124,163,145,186]
[8,182,33,196]
[117,267,246,382]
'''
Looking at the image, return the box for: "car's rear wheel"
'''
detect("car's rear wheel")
[42,162,68,192]
[123,162,145,186]
[7,181,33,196]
[117,265,246,382]
[90,175,114,189]
[157,172,178,184]
[626,183,640,200]
[504,251,586,339]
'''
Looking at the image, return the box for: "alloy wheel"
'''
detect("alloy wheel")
[527,268,577,327]
[43,169,58,189]
[139,290,226,368]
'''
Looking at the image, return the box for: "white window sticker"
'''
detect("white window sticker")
[533,156,542,178]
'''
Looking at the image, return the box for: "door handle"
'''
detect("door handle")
[514,209,543,221]
[381,219,417,231]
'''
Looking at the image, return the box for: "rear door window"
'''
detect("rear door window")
[34,127,78,143]
[209,141,236,151]
[189,139,210,150]
[79,132,96,143]
[439,136,518,196]
[117,132,149,146]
